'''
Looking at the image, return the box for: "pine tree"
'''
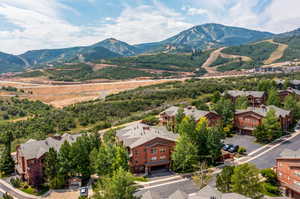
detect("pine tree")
[266,88,280,106]
[0,132,14,175]
[216,166,235,192]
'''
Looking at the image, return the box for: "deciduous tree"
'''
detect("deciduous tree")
[231,163,263,199]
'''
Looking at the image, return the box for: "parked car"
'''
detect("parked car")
[228,145,239,153]
[223,144,233,151]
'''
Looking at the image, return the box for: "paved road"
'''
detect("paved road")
[0,182,35,199]
[136,178,199,198]
[250,133,300,169]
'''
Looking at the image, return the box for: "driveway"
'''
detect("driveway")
[224,135,263,153]
[250,133,300,169]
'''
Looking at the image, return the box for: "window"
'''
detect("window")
[151,148,157,154]
[134,150,139,155]
[151,157,157,161]
[294,181,300,187]
[160,155,166,160]
[295,171,300,177]
[160,148,166,153]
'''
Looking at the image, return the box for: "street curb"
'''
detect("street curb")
[0,179,40,199]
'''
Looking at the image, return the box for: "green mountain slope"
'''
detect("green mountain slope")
[20,45,121,66]
[0,52,26,73]
[135,23,274,53]
[93,38,140,56]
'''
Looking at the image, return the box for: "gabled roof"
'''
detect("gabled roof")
[189,185,222,199]
[116,123,178,148]
[161,106,217,121]
[168,190,188,199]
[226,90,265,98]
[141,191,161,199]
[19,133,81,160]
[235,105,290,118]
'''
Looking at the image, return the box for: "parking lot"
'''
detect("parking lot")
[223,135,263,154]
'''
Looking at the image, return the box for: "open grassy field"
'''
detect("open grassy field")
[0,78,175,108]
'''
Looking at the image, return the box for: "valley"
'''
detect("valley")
[0,78,175,108]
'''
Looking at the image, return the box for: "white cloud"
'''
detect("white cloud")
[185,8,208,16]
[0,0,192,54]
[95,4,193,44]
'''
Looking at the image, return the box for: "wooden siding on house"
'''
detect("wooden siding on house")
[276,158,300,199]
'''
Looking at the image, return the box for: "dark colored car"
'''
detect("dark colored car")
[228,145,239,153]
[223,144,233,151]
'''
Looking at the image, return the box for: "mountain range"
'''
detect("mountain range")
[1,23,300,74]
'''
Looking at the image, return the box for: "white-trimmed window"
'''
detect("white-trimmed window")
[151,148,157,154]
[160,148,166,153]
[160,155,166,160]
[151,156,157,161]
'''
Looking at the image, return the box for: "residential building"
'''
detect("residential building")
[278,88,300,101]
[276,149,300,199]
[16,133,81,186]
[116,123,178,174]
[225,90,267,107]
[234,105,292,134]
[160,106,221,127]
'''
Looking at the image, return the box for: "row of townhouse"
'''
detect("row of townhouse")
[15,85,298,187]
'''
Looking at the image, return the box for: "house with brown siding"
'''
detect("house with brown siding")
[116,123,178,174]
[234,105,292,134]
[16,134,81,186]
[160,106,221,127]
[226,90,266,107]
[276,149,300,199]
[278,88,300,101]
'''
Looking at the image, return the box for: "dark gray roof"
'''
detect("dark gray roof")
[189,186,250,199]
[222,193,251,199]
[279,149,300,158]
[227,90,265,98]
[168,190,188,199]
[19,133,81,160]
[116,123,178,148]
[161,106,216,121]
[141,191,161,199]
[279,88,300,96]
[189,185,222,199]
[235,105,290,118]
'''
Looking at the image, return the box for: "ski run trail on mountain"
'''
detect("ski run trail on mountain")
[263,39,288,65]
[201,47,252,74]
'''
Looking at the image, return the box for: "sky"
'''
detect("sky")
[0,0,300,54]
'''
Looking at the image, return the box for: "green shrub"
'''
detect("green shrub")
[261,168,277,184]
[10,178,22,188]
[238,147,247,155]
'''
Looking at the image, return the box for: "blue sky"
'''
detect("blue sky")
[0,0,300,54]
